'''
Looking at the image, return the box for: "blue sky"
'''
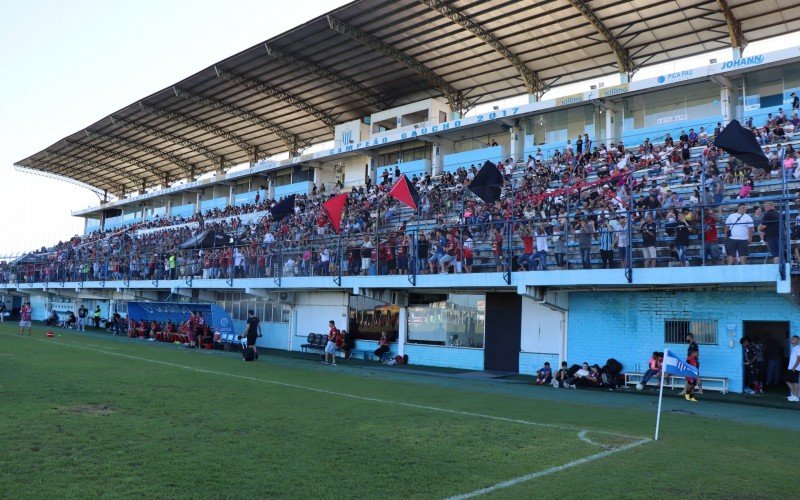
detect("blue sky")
[0,1,797,255]
[0,0,343,255]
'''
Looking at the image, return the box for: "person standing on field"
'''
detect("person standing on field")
[77,304,88,332]
[245,309,261,360]
[93,306,101,329]
[19,301,32,336]
[787,335,800,402]
[323,320,340,365]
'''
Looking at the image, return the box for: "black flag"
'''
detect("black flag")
[713,119,768,170]
[269,194,296,221]
[468,160,504,203]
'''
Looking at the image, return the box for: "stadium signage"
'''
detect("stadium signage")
[657,70,694,84]
[720,55,764,70]
[598,84,629,98]
[655,113,688,125]
[327,120,466,155]
[555,93,584,106]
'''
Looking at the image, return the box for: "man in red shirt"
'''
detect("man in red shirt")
[19,301,32,336]
[186,311,198,349]
[703,212,720,263]
[324,320,341,366]
[492,228,503,272]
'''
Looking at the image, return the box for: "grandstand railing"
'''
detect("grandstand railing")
[1,193,796,288]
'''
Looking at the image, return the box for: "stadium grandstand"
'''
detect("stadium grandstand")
[3,0,800,395]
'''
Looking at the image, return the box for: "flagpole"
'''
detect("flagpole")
[654,348,668,441]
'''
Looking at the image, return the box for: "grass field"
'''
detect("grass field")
[1,323,798,498]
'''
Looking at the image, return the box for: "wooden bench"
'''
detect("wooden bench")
[624,372,728,394]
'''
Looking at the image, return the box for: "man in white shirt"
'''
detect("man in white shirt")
[724,203,754,265]
[787,335,800,401]
[262,232,275,249]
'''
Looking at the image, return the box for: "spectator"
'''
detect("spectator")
[553,361,570,388]
[758,201,781,264]
[535,362,552,385]
[740,337,761,395]
[725,203,754,265]
[638,351,665,389]
[374,331,390,362]
[640,214,657,268]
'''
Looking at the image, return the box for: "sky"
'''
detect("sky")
[0,1,797,256]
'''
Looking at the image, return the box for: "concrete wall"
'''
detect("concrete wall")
[567,289,800,393]
[292,291,349,349]
[519,296,564,375]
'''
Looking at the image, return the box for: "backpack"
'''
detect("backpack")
[242,347,256,362]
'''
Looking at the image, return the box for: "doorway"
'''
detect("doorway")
[742,320,790,390]
[483,293,521,373]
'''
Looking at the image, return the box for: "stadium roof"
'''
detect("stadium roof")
[15,0,799,198]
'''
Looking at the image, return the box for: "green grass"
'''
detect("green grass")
[0,324,797,498]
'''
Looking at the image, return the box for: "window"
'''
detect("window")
[407,294,485,348]
[665,319,718,345]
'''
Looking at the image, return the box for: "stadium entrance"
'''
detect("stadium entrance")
[742,321,791,391]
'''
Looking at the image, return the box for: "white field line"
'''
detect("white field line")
[34,337,652,445]
[446,437,651,500]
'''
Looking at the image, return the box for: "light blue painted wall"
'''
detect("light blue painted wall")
[376,159,430,181]
[443,145,503,173]
[234,191,260,207]
[567,290,800,393]
[621,116,723,146]
[172,203,195,219]
[275,181,312,198]
[352,340,483,369]
[519,352,559,376]
[404,344,484,370]
[200,197,228,213]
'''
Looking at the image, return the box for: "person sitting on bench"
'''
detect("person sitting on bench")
[374,331,390,361]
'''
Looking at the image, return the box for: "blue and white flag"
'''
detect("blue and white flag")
[663,349,699,377]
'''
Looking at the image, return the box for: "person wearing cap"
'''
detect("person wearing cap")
[19,301,32,336]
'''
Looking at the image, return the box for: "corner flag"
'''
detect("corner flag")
[663,349,699,378]
[654,348,699,440]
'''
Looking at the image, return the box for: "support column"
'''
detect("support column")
[398,307,407,356]
[268,178,275,200]
[229,185,235,206]
[195,192,201,215]
[509,125,523,164]
[431,142,443,176]
[605,109,615,147]
[368,155,377,185]
[720,86,734,125]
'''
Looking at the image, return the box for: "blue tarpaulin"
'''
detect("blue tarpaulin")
[127,302,235,341]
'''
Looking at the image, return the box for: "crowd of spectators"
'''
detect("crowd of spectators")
[1,121,799,284]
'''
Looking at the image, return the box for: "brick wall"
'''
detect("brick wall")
[567,289,800,393]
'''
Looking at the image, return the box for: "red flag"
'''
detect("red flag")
[322,193,348,233]
[388,174,420,211]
